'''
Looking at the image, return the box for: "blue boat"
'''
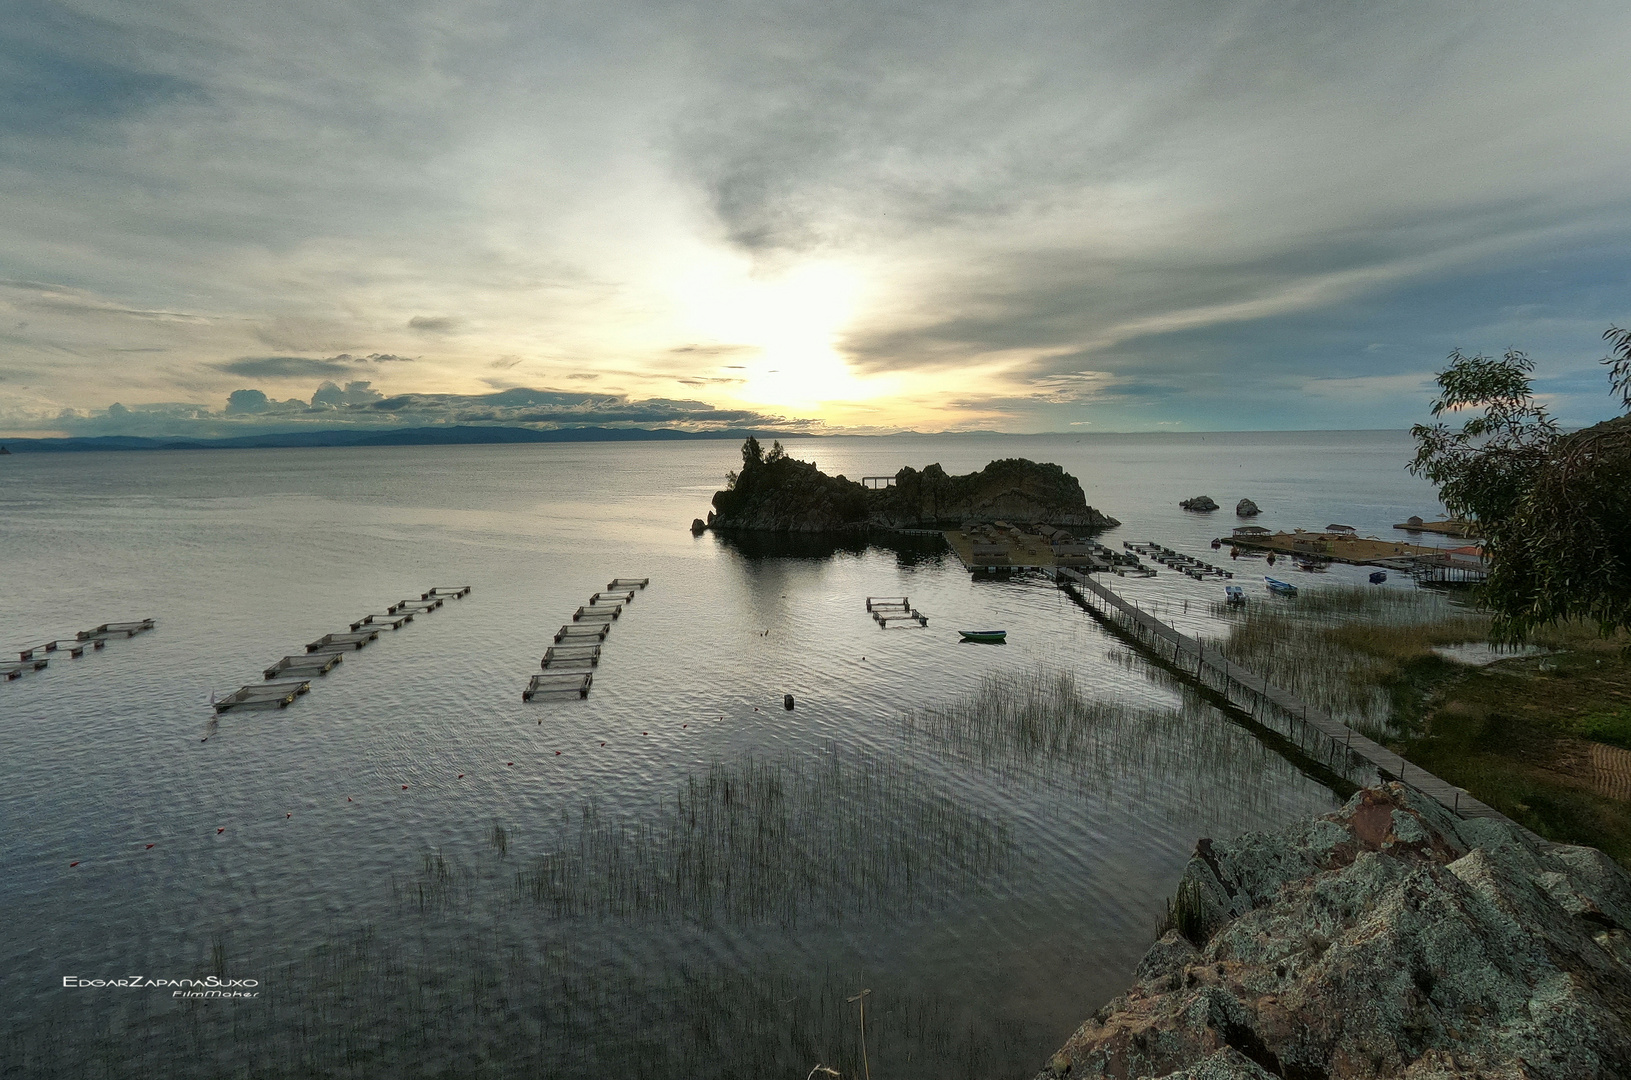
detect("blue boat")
[1369,570,1388,584]
[958,629,1007,644]
[1264,576,1298,596]
[1224,585,1245,604]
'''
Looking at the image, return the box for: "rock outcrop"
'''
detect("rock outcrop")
[704,438,1118,533]
[1038,784,1631,1080]
[1180,495,1219,512]
[1236,499,1260,517]
[868,459,1118,529]
[706,444,872,532]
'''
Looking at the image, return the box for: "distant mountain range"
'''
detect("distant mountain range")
[0,425,796,453]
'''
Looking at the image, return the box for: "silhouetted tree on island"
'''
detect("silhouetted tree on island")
[1410,326,1631,642]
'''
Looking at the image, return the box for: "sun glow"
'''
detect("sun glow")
[674,260,887,410]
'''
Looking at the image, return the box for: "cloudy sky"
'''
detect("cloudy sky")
[3,0,1631,438]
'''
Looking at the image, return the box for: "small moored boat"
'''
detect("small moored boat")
[958,629,1007,644]
[1264,576,1298,596]
[1369,570,1387,584]
[1224,585,1245,605]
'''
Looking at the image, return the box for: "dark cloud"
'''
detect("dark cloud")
[13,383,804,439]
[669,343,755,356]
[407,315,461,333]
[213,353,416,379]
[0,2,206,135]
[216,356,357,379]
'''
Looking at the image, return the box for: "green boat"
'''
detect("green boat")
[958,629,1007,643]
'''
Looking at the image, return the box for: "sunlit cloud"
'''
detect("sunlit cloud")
[3,1,1631,432]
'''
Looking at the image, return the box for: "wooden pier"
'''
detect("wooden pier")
[592,590,635,606]
[608,577,649,590]
[425,586,472,599]
[389,597,443,614]
[1055,568,1544,840]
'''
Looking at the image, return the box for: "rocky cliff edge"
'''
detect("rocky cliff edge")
[1039,783,1631,1080]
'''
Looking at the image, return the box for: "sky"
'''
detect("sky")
[3,0,1631,439]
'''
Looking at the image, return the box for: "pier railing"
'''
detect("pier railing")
[1056,569,1543,840]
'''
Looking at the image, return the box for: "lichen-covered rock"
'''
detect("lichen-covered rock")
[1236,499,1260,517]
[705,439,1118,533]
[1181,495,1220,512]
[1037,784,1631,1080]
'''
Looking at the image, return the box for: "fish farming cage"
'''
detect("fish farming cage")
[1407,553,1489,586]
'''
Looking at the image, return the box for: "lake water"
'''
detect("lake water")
[0,431,1448,1078]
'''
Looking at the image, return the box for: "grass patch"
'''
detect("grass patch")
[1218,586,1631,865]
[1215,587,1482,740]
[1570,707,1631,752]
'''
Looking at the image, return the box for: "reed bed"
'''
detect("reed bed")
[1211,586,1491,739]
[4,673,1335,1079]
[517,748,1012,924]
[902,666,1335,824]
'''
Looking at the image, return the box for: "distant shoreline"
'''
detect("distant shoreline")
[0,427,1429,454]
[0,425,784,454]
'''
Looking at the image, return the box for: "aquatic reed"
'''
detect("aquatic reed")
[1213,586,1488,739]
[517,748,1012,924]
[1154,877,1212,946]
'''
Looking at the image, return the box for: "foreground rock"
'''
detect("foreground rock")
[1039,784,1631,1079]
[704,438,1118,533]
[1236,498,1260,517]
[1180,495,1219,512]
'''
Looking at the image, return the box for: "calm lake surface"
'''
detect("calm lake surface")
[0,431,1449,1078]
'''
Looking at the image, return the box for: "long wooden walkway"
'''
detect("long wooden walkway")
[1056,568,1541,839]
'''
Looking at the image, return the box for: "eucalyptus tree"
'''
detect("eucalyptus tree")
[1409,328,1631,642]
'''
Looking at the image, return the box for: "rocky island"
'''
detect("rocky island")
[696,437,1119,533]
[1038,783,1631,1079]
